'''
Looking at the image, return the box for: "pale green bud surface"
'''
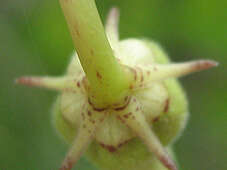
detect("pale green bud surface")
[16,1,218,170]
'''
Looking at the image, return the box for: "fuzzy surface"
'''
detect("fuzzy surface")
[53,40,188,170]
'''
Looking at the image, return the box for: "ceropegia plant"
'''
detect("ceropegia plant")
[16,0,218,170]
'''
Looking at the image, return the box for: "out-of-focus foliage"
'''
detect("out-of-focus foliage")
[0,0,226,170]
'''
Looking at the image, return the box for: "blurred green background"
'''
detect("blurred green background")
[0,0,226,169]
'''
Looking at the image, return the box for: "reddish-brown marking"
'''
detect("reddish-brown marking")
[73,24,80,37]
[100,143,117,152]
[129,84,134,89]
[75,28,80,37]
[82,76,89,91]
[136,67,143,83]
[123,112,132,119]
[153,117,160,122]
[99,140,131,153]
[129,67,137,81]
[124,96,128,102]
[64,0,69,3]
[77,81,80,88]
[88,98,107,112]
[123,114,129,119]
[16,77,41,87]
[164,98,170,113]
[136,107,139,111]
[147,71,151,75]
[60,158,73,170]
[90,49,94,55]
[134,70,137,81]
[116,116,121,121]
[99,118,105,122]
[141,74,144,82]
[96,71,102,79]
[114,97,131,111]
[133,98,136,102]
[193,61,216,71]
[118,140,129,148]
[159,155,177,170]
[117,116,125,123]
[87,111,92,116]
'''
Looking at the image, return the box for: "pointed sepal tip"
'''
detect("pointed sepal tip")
[15,77,42,87]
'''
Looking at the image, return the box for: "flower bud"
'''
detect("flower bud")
[17,6,218,170]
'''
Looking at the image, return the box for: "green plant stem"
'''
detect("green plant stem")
[59,0,130,108]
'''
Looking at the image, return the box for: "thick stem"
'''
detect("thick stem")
[59,0,129,108]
